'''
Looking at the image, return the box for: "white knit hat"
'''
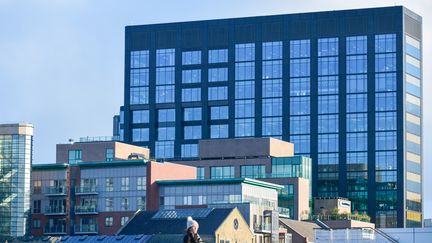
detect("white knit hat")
[186,216,199,229]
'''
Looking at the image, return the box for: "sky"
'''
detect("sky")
[0,0,430,219]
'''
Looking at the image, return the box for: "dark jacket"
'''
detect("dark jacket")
[183,228,201,243]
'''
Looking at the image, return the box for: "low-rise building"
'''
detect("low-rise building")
[172,137,312,220]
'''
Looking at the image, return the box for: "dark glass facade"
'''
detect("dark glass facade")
[120,6,423,227]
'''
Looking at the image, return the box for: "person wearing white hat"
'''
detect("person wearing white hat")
[184,216,201,243]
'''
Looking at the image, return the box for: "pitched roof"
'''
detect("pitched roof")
[120,208,234,235]
[279,218,321,241]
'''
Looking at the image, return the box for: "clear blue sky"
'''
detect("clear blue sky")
[0,0,430,219]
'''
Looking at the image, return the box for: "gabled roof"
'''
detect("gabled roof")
[119,208,234,235]
[279,218,321,241]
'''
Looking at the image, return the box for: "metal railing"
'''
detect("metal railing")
[79,136,119,142]
[75,205,98,214]
[310,214,371,222]
[75,186,98,194]
[278,207,291,218]
[43,186,67,195]
[75,224,98,234]
[45,206,66,215]
[44,225,66,234]
[253,223,272,232]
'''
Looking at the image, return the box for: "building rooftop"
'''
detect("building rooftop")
[156,177,284,190]
[119,208,234,235]
[32,159,149,170]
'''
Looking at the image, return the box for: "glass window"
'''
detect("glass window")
[209,49,228,63]
[235,81,254,99]
[208,86,228,101]
[318,114,339,133]
[182,51,201,65]
[130,87,149,105]
[318,95,338,114]
[210,166,235,179]
[68,150,82,164]
[121,178,129,191]
[130,69,149,86]
[346,36,367,55]
[375,92,396,111]
[133,110,149,123]
[375,131,397,150]
[235,62,255,80]
[318,57,338,76]
[158,109,175,122]
[241,165,266,178]
[182,69,201,83]
[375,53,396,72]
[375,73,396,92]
[262,117,282,136]
[262,60,282,79]
[375,34,396,53]
[155,141,174,158]
[137,197,146,210]
[156,67,175,84]
[137,177,146,190]
[105,217,113,227]
[290,59,310,77]
[318,38,338,56]
[318,76,338,95]
[184,107,202,121]
[376,151,397,170]
[181,144,198,157]
[210,124,229,138]
[131,50,149,68]
[290,97,310,115]
[347,94,367,113]
[235,100,255,118]
[105,178,114,192]
[290,116,310,134]
[120,216,129,226]
[197,167,205,179]
[156,85,175,103]
[376,112,397,131]
[318,134,339,152]
[263,79,282,97]
[290,78,310,96]
[157,127,175,140]
[263,41,282,60]
[346,113,368,132]
[317,153,339,172]
[347,74,367,93]
[347,152,368,171]
[182,88,201,102]
[290,40,310,58]
[347,55,367,74]
[156,49,175,67]
[262,98,282,117]
[211,106,229,120]
[208,68,228,82]
[290,135,310,154]
[105,198,113,211]
[235,118,254,137]
[132,128,149,142]
[184,126,202,140]
[347,133,368,151]
[235,43,255,62]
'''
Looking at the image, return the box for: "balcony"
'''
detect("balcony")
[253,223,272,234]
[75,186,98,195]
[75,205,98,214]
[278,207,291,218]
[43,186,67,196]
[44,206,67,216]
[44,225,66,235]
[75,224,98,234]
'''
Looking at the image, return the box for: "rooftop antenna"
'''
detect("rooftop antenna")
[68,138,74,144]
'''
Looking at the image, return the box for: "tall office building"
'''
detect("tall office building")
[119,6,423,227]
[0,123,33,238]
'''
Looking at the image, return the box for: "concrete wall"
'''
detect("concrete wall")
[56,141,148,163]
[146,162,196,211]
[198,137,293,159]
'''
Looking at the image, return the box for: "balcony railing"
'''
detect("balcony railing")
[43,186,67,196]
[278,207,291,218]
[75,205,98,214]
[79,136,119,142]
[310,214,371,222]
[44,225,66,235]
[44,206,67,215]
[75,186,98,195]
[253,223,272,233]
[75,224,98,234]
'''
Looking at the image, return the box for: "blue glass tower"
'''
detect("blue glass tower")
[119,6,423,227]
